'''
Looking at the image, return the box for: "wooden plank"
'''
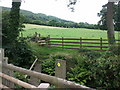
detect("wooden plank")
[50,38,120,41]
[82,45,108,48]
[60,44,80,47]
[50,42,109,44]
[38,83,50,89]
[50,45,108,48]
[50,38,108,41]
[0,72,37,88]
[0,84,9,88]
[29,63,41,86]
[49,44,63,46]
[2,64,93,89]
[50,41,80,43]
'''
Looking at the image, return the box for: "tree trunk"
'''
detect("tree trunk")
[107,2,116,46]
[9,0,21,42]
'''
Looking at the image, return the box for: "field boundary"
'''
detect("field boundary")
[45,36,120,51]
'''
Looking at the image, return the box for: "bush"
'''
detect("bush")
[78,48,91,53]
[84,51,101,60]
[89,56,120,89]
[42,59,55,76]
[5,39,35,69]
[39,49,120,89]
[111,45,120,55]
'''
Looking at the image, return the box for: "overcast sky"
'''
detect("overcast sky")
[0,0,108,24]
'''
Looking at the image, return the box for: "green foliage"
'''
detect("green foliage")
[28,41,120,89]
[2,9,25,46]
[111,45,120,55]
[67,66,90,85]
[78,48,91,53]
[98,3,120,31]
[2,4,35,69]
[84,51,101,60]
[66,50,120,89]
[5,39,35,68]
[42,59,55,76]
[89,55,120,89]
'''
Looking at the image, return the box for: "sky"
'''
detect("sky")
[0,0,108,24]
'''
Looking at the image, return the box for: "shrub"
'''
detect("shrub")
[78,48,91,53]
[89,56,120,89]
[84,51,101,60]
[111,45,120,55]
[5,39,35,69]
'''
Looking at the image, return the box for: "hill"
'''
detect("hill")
[1,6,98,29]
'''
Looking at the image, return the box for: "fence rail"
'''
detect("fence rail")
[46,36,120,51]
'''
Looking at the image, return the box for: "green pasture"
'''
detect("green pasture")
[22,24,119,39]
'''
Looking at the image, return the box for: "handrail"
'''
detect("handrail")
[0,84,11,89]
[0,72,37,88]
[2,63,94,89]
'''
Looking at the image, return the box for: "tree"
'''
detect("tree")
[9,0,21,42]
[98,3,120,31]
[2,0,35,67]
[106,2,116,45]
[2,0,22,47]
[115,1,120,31]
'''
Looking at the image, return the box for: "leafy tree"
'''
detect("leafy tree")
[2,0,35,67]
[115,1,120,31]
[2,0,22,46]
[98,2,120,31]
[9,0,21,42]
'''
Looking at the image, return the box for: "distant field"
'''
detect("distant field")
[22,24,119,39]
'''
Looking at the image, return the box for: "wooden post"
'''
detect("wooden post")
[62,37,64,49]
[0,49,3,87]
[38,33,41,40]
[2,57,14,88]
[47,35,50,48]
[35,32,38,42]
[80,37,82,48]
[55,59,66,79]
[55,59,66,88]
[100,38,103,50]
[29,63,41,86]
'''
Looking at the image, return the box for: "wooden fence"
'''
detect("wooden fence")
[45,36,120,51]
[0,49,94,89]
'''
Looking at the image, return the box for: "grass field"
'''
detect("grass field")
[22,24,119,39]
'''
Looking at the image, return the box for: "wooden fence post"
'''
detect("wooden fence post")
[2,53,14,88]
[62,37,64,49]
[55,59,66,79]
[80,37,82,48]
[47,35,50,48]
[0,49,3,86]
[29,63,41,86]
[38,33,41,40]
[35,32,38,42]
[100,38,103,50]
[55,59,66,88]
